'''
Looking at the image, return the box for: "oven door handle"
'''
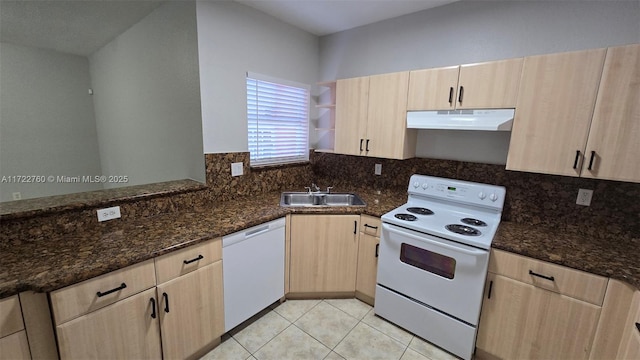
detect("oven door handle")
[384,223,487,257]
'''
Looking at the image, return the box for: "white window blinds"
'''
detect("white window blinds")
[247,73,310,167]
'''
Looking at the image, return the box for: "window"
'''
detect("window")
[247,72,310,167]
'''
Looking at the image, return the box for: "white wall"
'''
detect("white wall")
[0,42,103,201]
[89,1,205,187]
[320,1,640,164]
[196,1,320,154]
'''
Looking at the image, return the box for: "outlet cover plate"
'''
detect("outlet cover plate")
[97,206,121,222]
[576,189,593,206]
[231,162,243,177]
[375,164,382,175]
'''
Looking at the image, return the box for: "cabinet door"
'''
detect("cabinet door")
[476,274,600,360]
[618,290,640,359]
[355,232,379,301]
[407,66,459,110]
[56,288,162,360]
[335,77,369,156]
[457,58,523,109]
[366,71,413,159]
[582,44,640,183]
[0,331,31,360]
[289,215,360,293]
[157,261,224,360]
[506,48,606,177]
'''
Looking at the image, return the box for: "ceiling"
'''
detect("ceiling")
[0,0,457,57]
[0,1,163,56]
[235,0,458,36]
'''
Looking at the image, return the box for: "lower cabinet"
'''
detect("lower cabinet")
[355,215,381,304]
[51,238,224,360]
[476,274,600,360]
[289,214,360,294]
[476,249,607,360]
[0,295,31,359]
[56,288,162,359]
[157,262,224,359]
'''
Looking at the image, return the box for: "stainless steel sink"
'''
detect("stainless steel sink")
[280,192,366,207]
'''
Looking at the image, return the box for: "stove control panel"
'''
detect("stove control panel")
[408,175,506,210]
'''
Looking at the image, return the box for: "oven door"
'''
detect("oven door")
[377,222,489,325]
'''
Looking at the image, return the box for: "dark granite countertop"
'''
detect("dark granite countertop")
[1,189,638,298]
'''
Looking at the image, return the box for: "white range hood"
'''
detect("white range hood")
[406,109,515,131]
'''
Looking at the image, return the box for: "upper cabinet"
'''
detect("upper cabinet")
[582,44,640,182]
[335,72,416,159]
[507,44,640,183]
[407,58,523,111]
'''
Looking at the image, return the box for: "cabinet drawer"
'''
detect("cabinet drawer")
[489,249,607,306]
[155,238,222,284]
[50,259,156,325]
[0,295,24,338]
[360,215,381,237]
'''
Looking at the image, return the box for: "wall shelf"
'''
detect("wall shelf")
[315,81,337,153]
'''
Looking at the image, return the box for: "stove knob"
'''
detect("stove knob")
[478,192,486,200]
[489,193,498,202]
[422,183,429,190]
[413,181,420,188]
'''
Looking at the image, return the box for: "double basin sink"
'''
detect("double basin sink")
[280,192,366,207]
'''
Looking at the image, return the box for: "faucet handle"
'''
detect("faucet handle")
[304,187,312,194]
[326,186,333,193]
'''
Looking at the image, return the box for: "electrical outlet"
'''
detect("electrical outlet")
[374,163,382,175]
[576,189,593,206]
[12,192,21,200]
[231,162,243,177]
[97,206,121,222]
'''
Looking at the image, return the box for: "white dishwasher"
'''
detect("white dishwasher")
[222,217,285,332]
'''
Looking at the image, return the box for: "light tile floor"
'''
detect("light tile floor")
[200,299,459,360]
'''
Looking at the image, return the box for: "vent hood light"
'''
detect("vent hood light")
[407,109,515,131]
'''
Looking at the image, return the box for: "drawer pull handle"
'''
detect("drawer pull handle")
[354,221,358,234]
[375,243,379,257]
[364,224,378,230]
[529,270,555,281]
[183,254,204,264]
[150,298,157,319]
[96,283,127,297]
[448,87,454,104]
[573,150,581,169]
[163,292,170,313]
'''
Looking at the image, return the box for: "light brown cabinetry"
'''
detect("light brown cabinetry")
[476,249,606,360]
[56,288,162,360]
[590,280,640,359]
[52,238,224,360]
[581,44,640,183]
[507,44,640,183]
[289,214,360,294]
[355,215,381,305]
[0,295,31,360]
[335,72,416,159]
[407,58,523,111]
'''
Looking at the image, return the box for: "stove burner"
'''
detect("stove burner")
[446,224,482,236]
[395,213,417,221]
[406,207,434,216]
[460,218,487,227]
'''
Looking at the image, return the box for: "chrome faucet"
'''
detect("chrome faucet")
[312,183,320,192]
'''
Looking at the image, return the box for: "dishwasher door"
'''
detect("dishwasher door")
[222,217,285,332]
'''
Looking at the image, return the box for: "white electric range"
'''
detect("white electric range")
[375,174,506,360]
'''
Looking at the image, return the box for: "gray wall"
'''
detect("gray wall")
[0,42,104,201]
[319,0,640,164]
[196,1,320,154]
[89,1,205,188]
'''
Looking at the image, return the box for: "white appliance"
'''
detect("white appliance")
[375,175,506,360]
[222,217,285,332]
[406,109,515,131]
